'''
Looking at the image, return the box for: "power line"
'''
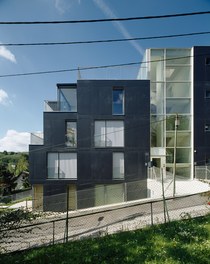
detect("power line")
[1,31,210,47]
[0,62,141,78]
[0,10,210,25]
[0,53,209,78]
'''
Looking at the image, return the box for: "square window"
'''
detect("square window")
[47,153,77,179]
[94,121,124,147]
[113,88,124,115]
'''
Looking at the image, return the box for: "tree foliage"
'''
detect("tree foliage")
[0,152,30,195]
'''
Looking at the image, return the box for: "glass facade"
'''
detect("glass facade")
[148,48,193,179]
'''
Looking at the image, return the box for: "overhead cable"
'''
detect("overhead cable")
[0,53,209,78]
[1,31,210,47]
[0,10,210,25]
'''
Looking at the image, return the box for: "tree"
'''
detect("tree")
[0,153,30,195]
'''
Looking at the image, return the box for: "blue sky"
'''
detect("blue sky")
[0,0,210,151]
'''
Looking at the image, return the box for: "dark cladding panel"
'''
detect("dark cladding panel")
[194,46,210,164]
[77,117,92,148]
[77,80,112,116]
[77,151,92,184]
[29,145,46,184]
[91,151,112,182]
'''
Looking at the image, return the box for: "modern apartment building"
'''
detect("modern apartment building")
[29,80,150,211]
[29,46,210,211]
[138,46,210,181]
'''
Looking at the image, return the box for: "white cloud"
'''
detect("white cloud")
[0,45,16,63]
[0,130,30,152]
[0,89,12,106]
[93,0,144,56]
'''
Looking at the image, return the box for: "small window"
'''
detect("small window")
[66,122,77,147]
[113,88,124,115]
[206,158,210,165]
[206,58,210,66]
[205,124,210,131]
[113,153,124,179]
[206,90,210,98]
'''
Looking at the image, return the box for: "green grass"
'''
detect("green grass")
[1,214,210,264]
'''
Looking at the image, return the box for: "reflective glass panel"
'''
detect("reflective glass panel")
[48,153,58,178]
[166,148,191,163]
[151,115,164,147]
[166,115,191,131]
[59,153,77,179]
[166,83,191,98]
[59,88,77,112]
[150,49,164,82]
[166,132,191,147]
[150,83,164,114]
[166,99,190,114]
[166,49,191,65]
[106,121,124,147]
[66,122,77,147]
[113,153,124,179]
[166,66,191,82]
[113,89,124,115]
[94,121,106,147]
[94,121,124,147]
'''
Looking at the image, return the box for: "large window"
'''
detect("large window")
[48,153,77,179]
[113,88,124,115]
[66,122,77,147]
[94,121,124,147]
[95,184,124,206]
[113,153,124,179]
[59,88,77,112]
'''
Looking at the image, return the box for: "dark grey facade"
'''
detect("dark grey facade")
[194,46,210,166]
[29,80,150,211]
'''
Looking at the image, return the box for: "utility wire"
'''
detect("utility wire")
[1,31,210,47]
[0,62,141,78]
[0,10,210,24]
[0,53,209,78]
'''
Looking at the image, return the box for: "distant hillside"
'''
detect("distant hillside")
[0,151,28,167]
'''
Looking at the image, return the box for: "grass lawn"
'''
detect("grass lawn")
[1,214,210,264]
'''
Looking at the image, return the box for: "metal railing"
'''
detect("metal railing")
[195,165,210,181]
[1,190,209,254]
